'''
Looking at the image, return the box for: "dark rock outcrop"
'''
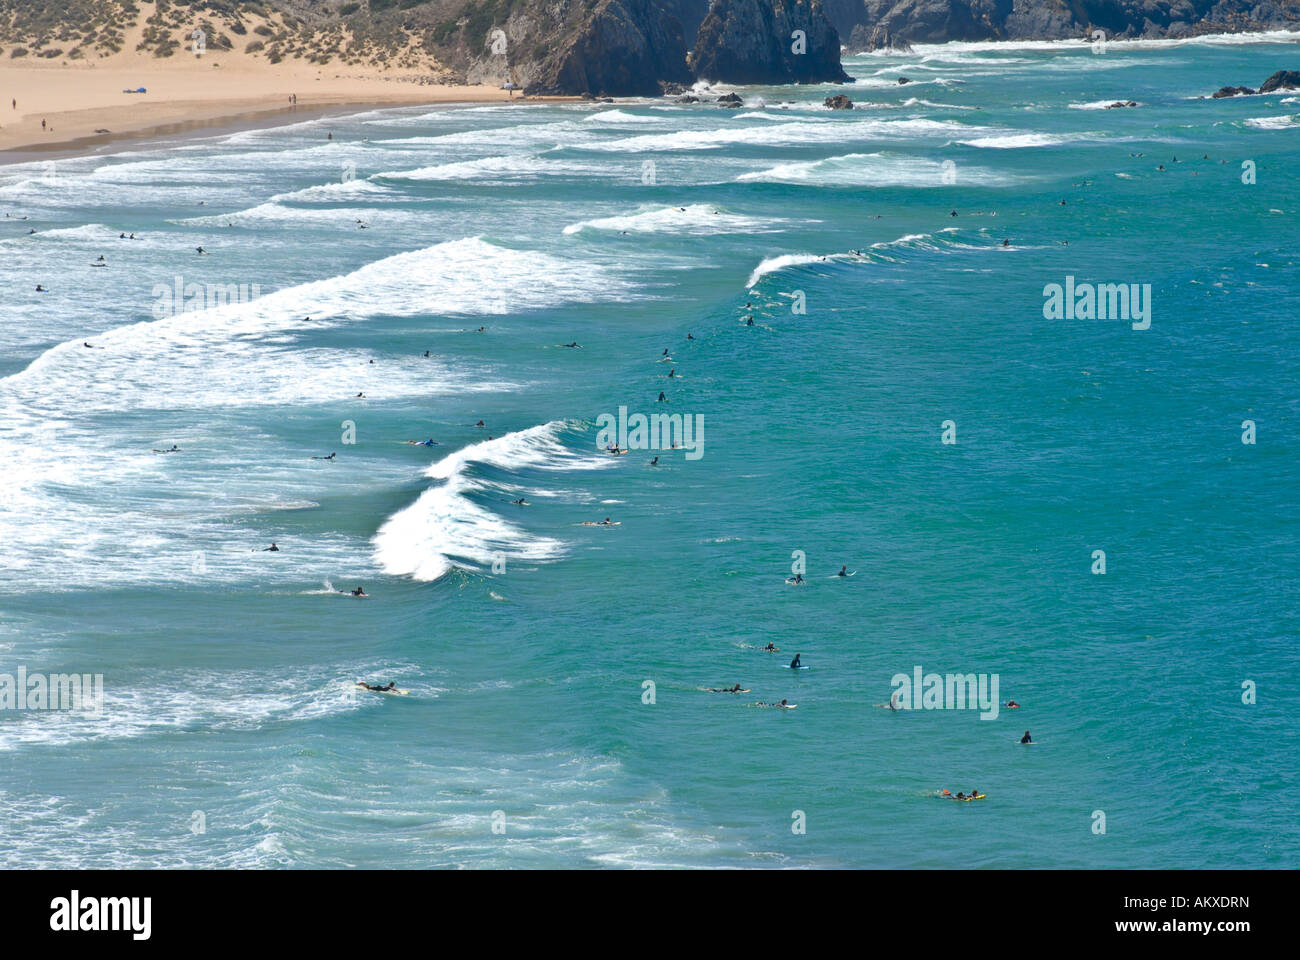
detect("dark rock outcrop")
[692,0,852,85]
[846,23,915,52]
[834,1,1300,46]
[825,94,855,108]
[1259,69,1300,93]
[526,0,694,97]
[1212,85,1257,97]
[717,91,745,106]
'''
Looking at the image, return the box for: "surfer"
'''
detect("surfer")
[561,341,581,348]
[359,681,394,691]
[1020,731,1032,744]
[837,565,848,577]
[406,439,439,446]
[708,684,746,693]
[349,587,367,597]
[355,392,365,398]
[745,316,754,326]
[790,653,802,669]
[511,497,528,505]
[475,420,485,428]
[36,285,47,292]
[686,333,695,340]
[668,369,675,378]
[788,573,803,585]
[311,452,337,461]
[1002,239,1010,247]
[263,543,280,552]
[649,456,659,466]
[196,246,207,254]
[1005,699,1019,709]
[657,391,666,402]
[762,642,779,652]
[598,517,613,525]
[153,444,180,453]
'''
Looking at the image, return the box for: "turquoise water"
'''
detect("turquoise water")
[1,33,1298,868]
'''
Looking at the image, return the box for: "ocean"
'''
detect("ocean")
[1,32,1297,868]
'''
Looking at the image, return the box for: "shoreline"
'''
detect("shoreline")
[0,55,577,165]
[0,95,567,166]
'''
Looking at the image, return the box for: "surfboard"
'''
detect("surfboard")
[783,664,809,670]
[830,571,857,578]
[355,682,409,696]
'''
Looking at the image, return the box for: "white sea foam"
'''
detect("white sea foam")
[737,152,1010,187]
[1244,114,1300,129]
[580,117,979,152]
[0,239,628,590]
[562,203,787,235]
[373,421,613,581]
[958,132,1088,148]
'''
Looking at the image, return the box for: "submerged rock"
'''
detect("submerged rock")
[824,94,854,109]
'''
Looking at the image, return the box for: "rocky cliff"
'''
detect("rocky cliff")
[692,0,851,83]
[522,0,695,96]
[828,0,1300,44]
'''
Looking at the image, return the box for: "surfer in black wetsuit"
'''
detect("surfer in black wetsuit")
[1021,731,1032,744]
[511,498,528,505]
[687,333,694,340]
[745,316,754,326]
[350,587,367,597]
[762,642,779,652]
[360,681,394,691]
[311,452,337,461]
[657,391,666,402]
[263,543,279,552]
[790,653,802,669]
[649,456,658,465]
[788,573,803,584]
[837,565,848,577]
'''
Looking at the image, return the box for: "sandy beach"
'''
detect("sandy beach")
[0,52,557,162]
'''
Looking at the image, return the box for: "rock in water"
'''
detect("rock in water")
[824,94,854,109]
[527,0,694,97]
[1212,85,1257,98]
[692,0,852,85]
[846,23,914,53]
[717,92,745,107]
[1259,70,1300,93]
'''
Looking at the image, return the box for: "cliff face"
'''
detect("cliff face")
[523,0,695,96]
[840,0,1300,44]
[692,0,852,83]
